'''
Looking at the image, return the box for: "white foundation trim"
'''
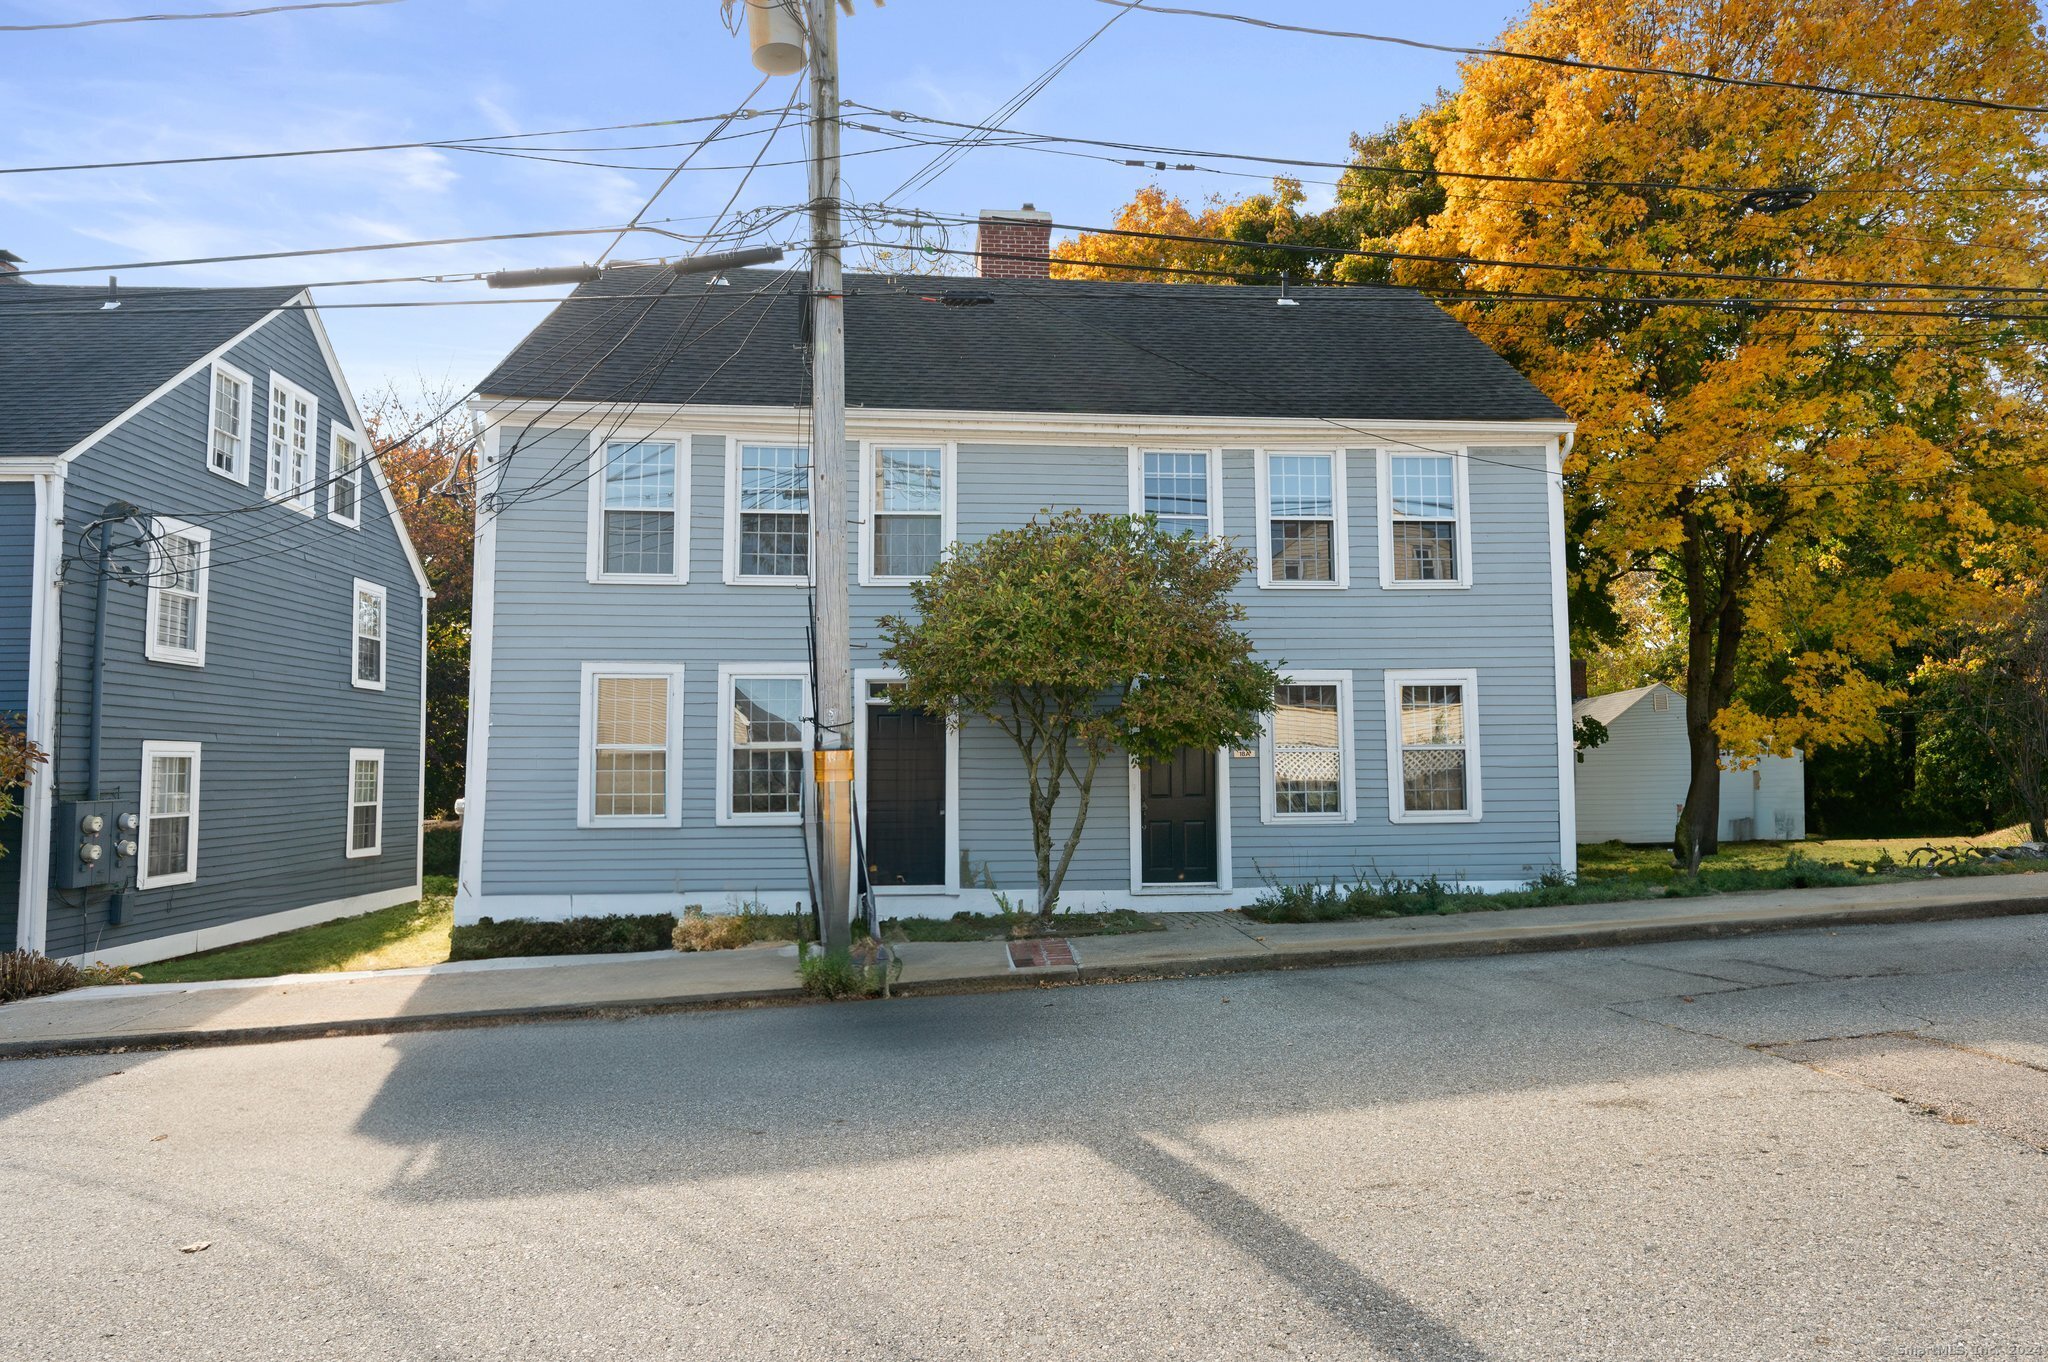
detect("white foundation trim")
[60,882,421,968]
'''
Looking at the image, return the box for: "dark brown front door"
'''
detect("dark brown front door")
[1141,747,1217,885]
[865,695,946,887]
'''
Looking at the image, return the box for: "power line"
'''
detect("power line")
[842,106,2043,200]
[0,107,801,176]
[596,74,775,265]
[2,0,396,31]
[1092,0,2048,117]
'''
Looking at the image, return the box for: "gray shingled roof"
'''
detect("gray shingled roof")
[0,282,302,458]
[478,268,1568,424]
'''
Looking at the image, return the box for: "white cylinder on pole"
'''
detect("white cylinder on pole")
[746,0,806,76]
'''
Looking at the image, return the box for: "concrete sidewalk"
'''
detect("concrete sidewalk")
[4,871,2046,1058]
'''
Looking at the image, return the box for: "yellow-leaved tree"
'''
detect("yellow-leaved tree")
[1376,0,2048,861]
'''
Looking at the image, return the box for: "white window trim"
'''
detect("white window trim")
[858,439,957,586]
[1127,445,1225,539]
[346,747,385,858]
[351,577,388,692]
[1253,447,1350,589]
[265,371,319,516]
[1376,446,1474,590]
[723,435,815,587]
[137,740,201,890]
[585,430,690,585]
[1384,667,1484,824]
[326,420,365,528]
[1258,670,1356,825]
[715,662,814,827]
[576,663,685,830]
[205,358,253,485]
[143,516,210,668]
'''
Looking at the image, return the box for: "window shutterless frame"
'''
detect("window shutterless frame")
[858,440,956,585]
[1253,448,1349,588]
[1376,447,1474,589]
[264,371,319,515]
[575,663,685,829]
[585,431,689,584]
[351,578,388,691]
[346,747,385,857]
[143,515,209,668]
[137,740,201,890]
[1258,670,1356,824]
[205,358,253,484]
[327,421,365,528]
[723,437,814,586]
[1384,668,1483,823]
[1127,446,1224,540]
[715,663,813,826]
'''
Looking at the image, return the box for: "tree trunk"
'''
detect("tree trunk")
[1673,506,1757,870]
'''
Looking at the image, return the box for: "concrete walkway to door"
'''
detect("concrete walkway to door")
[2,871,2045,1059]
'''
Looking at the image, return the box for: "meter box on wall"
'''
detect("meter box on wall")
[52,800,140,891]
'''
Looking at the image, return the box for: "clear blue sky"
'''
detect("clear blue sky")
[2,0,1530,396]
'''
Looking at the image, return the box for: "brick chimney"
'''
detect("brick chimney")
[976,205,1052,279]
[0,250,25,285]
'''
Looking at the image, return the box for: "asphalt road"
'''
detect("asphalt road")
[3,918,2045,1362]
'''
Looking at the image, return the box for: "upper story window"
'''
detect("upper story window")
[727,442,810,584]
[1385,669,1482,823]
[588,438,684,583]
[576,663,685,828]
[1256,450,1347,587]
[1137,449,1217,538]
[144,516,209,668]
[1260,671,1354,824]
[206,360,253,484]
[138,740,201,890]
[863,444,949,583]
[717,664,810,825]
[328,424,364,527]
[265,373,319,515]
[351,579,387,691]
[1379,450,1471,588]
[346,748,384,857]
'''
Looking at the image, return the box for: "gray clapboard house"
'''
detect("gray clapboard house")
[460,233,1577,923]
[0,266,429,964]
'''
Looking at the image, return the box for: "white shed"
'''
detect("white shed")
[1573,684,1806,844]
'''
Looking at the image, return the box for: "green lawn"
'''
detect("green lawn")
[133,877,455,983]
[1578,826,2034,883]
[882,908,1166,942]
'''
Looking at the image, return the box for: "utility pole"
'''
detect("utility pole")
[803,0,855,954]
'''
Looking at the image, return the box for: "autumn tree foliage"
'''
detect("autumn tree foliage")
[365,387,479,817]
[881,512,1279,915]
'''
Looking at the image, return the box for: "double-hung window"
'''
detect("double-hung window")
[576,664,684,827]
[1136,449,1216,538]
[144,517,209,667]
[1261,672,1355,822]
[717,664,810,825]
[589,437,684,582]
[351,579,387,691]
[265,374,318,513]
[728,442,810,583]
[864,444,947,582]
[1257,449,1346,586]
[206,360,252,483]
[328,424,364,527]
[347,748,384,857]
[1385,669,1482,822]
[138,740,201,889]
[1379,449,1470,587]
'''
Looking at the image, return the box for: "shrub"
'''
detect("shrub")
[0,952,137,1003]
[449,913,675,962]
[422,825,462,877]
[672,903,811,952]
[797,939,902,999]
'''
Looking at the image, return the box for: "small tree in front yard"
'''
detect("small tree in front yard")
[881,510,1280,917]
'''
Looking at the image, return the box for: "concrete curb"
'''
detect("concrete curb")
[4,887,2046,1060]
